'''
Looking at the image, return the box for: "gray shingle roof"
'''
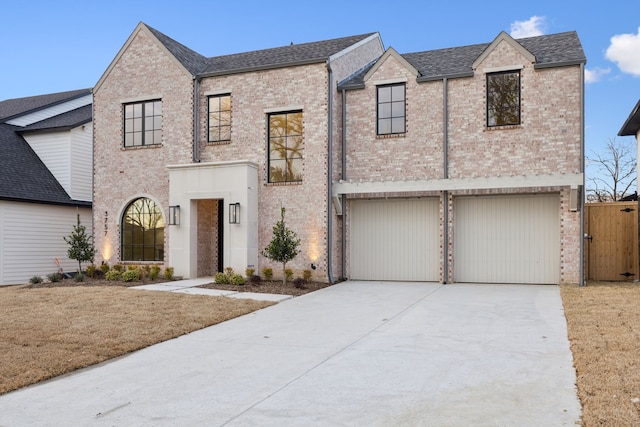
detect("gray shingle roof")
[0,90,93,206]
[339,31,586,89]
[619,99,640,137]
[144,23,376,77]
[0,88,91,122]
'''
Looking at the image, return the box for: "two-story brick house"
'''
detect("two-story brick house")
[337,31,585,284]
[93,22,384,281]
[93,23,585,285]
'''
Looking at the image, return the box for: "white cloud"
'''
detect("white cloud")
[584,67,611,84]
[605,27,640,77]
[510,16,546,39]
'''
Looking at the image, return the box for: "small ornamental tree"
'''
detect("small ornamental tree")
[261,207,301,285]
[64,214,96,274]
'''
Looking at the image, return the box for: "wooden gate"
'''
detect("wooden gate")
[585,202,639,281]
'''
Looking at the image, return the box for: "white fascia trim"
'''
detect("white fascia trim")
[333,173,584,196]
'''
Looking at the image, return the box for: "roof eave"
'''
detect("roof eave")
[534,59,586,70]
[198,57,326,79]
[1,90,92,123]
[618,99,640,136]
[18,118,92,135]
[0,196,92,208]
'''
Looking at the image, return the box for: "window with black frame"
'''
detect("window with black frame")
[486,71,520,127]
[377,83,406,135]
[121,198,165,261]
[123,100,162,147]
[268,111,303,183]
[208,94,231,143]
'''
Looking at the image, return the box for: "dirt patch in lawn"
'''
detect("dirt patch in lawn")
[0,283,274,395]
[561,282,640,426]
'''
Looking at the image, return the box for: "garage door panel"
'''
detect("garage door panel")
[350,198,439,281]
[454,195,560,284]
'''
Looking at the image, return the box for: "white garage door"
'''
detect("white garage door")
[454,194,560,284]
[349,198,439,281]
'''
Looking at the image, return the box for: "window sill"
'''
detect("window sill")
[265,181,303,187]
[122,144,163,151]
[376,133,406,140]
[206,140,231,146]
[485,124,522,131]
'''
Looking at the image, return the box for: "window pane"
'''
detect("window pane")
[153,116,162,130]
[392,117,405,133]
[145,117,154,130]
[133,103,142,118]
[220,126,231,141]
[270,160,287,182]
[145,131,154,144]
[125,118,133,133]
[391,85,405,102]
[154,130,162,144]
[379,103,391,119]
[133,133,142,146]
[391,101,404,117]
[378,86,391,103]
[133,117,142,132]
[220,111,231,126]
[289,158,303,181]
[154,101,161,116]
[125,104,133,118]
[269,114,285,136]
[220,96,231,110]
[378,118,391,134]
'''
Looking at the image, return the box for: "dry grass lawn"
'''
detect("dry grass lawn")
[561,282,640,426]
[0,285,273,395]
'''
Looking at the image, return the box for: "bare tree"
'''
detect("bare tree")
[586,138,637,202]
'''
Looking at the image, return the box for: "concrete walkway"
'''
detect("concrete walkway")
[130,277,294,302]
[0,281,581,426]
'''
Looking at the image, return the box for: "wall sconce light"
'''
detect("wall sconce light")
[169,205,180,226]
[229,203,240,224]
[311,263,316,270]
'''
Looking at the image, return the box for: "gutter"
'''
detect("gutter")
[193,77,200,163]
[326,61,334,284]
[341,88,347,280]
[442,78,449,284]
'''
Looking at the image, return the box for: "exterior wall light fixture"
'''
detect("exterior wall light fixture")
[229,203,240,224]
[169,205,180,226]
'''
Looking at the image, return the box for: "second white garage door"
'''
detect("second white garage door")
[349,198,439,281]
[454,194,560,284]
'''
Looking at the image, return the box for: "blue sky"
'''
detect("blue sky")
[1,0,639,181]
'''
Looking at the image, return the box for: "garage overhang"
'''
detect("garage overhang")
[333,173,583,196]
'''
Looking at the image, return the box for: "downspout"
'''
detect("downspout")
[192,77,200,163]
[326,62,334,283]
[341,88,347,280]
[442,78,449,284]
[580,63,585,286]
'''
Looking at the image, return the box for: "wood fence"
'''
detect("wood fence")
[584,202,639,281]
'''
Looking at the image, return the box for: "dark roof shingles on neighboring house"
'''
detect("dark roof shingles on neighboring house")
[0,91,92,206]
[619,99,640,137]
[339,31,586,89]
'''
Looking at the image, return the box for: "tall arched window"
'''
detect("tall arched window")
[121,198,165,261]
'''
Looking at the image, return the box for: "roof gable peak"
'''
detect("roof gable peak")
[472,31,535,70]
[364,47,419,82]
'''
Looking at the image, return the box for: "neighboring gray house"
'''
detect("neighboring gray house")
[0,89,93,285]
[619,99,640,192]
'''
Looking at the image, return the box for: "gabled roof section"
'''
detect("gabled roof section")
[19,104,92,133]
[94,22,202,93]
[619,99,640,137]
[472,31,535,70]
[341,30,586,88]
[199,33,378,77]
[0,88,91,122]
[145,24,209,75]
[0,123,90,206]
[362,47,418,82]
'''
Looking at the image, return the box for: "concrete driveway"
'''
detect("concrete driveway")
[0,281,581,426]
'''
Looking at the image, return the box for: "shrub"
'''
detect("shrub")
[164,267,174,281]
[86,264,96,277]
[47,272,63,283]
[224,267,234,276]
[113,264,125,272]
[293,277,307,289]
[250,274,262,283]
[93,269,105,279]
[128,265,138,271]
[215,272,230,284]
[100,262,110,273]
[285,268,293,281]
[105,270,121,281]
[122,269,140,282]
[75,273,85,282]
[29,276,43,284]
[262,267,273,280]
[149,265,161,280]
[303,269,312,281]
[246,268,255,278]
[230,274,245,285]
